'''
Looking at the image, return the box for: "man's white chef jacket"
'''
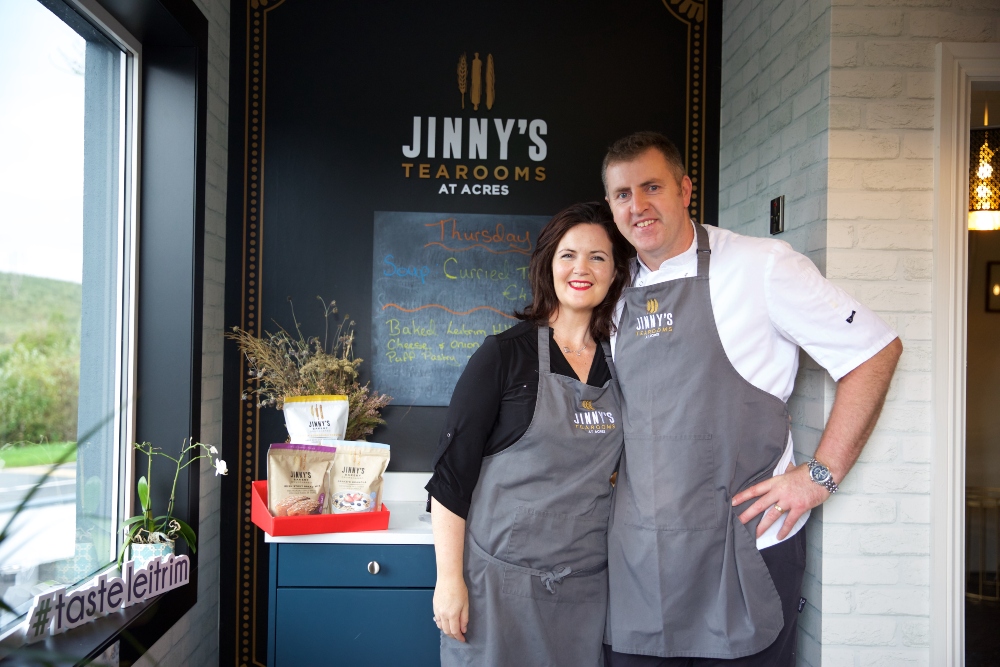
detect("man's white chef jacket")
[611,222,898,549]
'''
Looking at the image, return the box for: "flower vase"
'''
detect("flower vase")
[130,540,175,569]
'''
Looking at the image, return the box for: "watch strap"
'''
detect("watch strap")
[808,458,839,494]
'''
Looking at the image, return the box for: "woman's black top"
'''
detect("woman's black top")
[425,320,612,519]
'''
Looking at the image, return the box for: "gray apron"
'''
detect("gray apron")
[606,223,788,659]
[441,326,624,667]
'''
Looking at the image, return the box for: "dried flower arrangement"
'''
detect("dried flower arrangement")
[226,297,391,441]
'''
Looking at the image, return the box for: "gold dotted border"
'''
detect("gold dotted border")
[233,3,707,664]
[236,2,284,666]
[662,0,707,224]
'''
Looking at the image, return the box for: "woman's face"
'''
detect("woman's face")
[551,223,616,319]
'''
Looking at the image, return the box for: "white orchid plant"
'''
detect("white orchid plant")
[118,439,227,567]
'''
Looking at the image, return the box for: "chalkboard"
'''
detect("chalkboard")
[371,211,548,405]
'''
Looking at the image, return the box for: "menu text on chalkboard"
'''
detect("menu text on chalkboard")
[371,211,549,405]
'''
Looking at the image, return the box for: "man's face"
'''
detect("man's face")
[605,148,693,268]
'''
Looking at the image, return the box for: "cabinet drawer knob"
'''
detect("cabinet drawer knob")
[367,561,380,575]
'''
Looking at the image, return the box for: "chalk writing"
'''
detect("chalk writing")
[382,255,431,283]
[372,211,548,405]
[424,218,532,254]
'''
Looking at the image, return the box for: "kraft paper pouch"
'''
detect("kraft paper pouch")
[267,443,337,516]
[283,395,349,443]
[325,442,391,514]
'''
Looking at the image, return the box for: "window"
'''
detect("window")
[0,0,206,657]
[0,0,136,630]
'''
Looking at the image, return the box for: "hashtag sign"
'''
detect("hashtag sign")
[24,592,56,644]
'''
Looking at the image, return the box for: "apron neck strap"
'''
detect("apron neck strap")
[601,341,619,382]
[695,222,711,278]
[537,326,551,374]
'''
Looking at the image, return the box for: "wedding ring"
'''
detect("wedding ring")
[774,504,784,514]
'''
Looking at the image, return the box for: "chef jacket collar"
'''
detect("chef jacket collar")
[633,219,699,280]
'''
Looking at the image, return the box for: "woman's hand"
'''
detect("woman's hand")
[430,497,469,641]
[433,574,470,642]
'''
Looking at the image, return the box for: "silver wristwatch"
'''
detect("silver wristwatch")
[807,458,838,494]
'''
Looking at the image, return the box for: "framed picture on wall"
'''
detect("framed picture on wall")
[988,262,1000,312]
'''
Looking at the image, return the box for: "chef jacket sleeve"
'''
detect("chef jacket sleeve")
[425,335,504,519]
[765,242,899,382]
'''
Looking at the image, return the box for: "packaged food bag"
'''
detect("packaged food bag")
[266,443,338,516]
[326,442,391,514]
[283,395,349,443]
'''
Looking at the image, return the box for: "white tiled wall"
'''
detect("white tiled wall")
[131,0,229,664]
[721,0,1000,665]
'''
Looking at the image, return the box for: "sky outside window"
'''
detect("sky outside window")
[0,0,90,628]
[0,0,85,284]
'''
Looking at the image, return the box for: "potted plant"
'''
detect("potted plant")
[227,297,391,441]
[119,439,227,569]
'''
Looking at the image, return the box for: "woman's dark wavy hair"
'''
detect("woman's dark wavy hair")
[515,201,633,341]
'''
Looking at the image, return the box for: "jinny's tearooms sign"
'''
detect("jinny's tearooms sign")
[222,1,720,665]
[22,555,190,643]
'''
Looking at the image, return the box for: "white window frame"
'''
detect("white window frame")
[932,41,1000,667]
[65,0,143,566]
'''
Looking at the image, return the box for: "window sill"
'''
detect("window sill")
[0,568,196,666]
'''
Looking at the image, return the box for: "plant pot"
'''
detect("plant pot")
[130,540,175,569]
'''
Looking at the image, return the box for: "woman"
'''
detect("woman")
[425,202,632,666]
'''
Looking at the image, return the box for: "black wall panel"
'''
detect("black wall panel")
[221,2,721,664]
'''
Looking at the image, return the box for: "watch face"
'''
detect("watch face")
[810,463,831,483]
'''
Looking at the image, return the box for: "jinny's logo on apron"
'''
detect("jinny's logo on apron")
[635,298,673,338]
[572,401,616,434]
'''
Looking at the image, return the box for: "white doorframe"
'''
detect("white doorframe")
[932,42,1000,667]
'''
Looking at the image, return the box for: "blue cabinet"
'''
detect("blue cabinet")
[268,543,441,667]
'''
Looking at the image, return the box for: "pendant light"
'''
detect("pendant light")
[970,101,1000,231]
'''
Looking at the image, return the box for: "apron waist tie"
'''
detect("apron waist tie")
[468,538,607,594]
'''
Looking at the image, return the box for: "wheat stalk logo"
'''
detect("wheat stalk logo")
[457,53,468,109]
[471,53,482,110]
[457,52,495,110]
[486,54,495,110]
[646,298,659,314]
[581,400,594,411]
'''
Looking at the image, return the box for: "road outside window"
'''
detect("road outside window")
[0,0,129,630]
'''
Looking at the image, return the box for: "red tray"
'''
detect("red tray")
[250,480,390,536]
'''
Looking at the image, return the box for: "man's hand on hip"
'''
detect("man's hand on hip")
[731,336,903,541]
[732,462,828,539]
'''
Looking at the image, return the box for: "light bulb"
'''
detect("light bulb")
[969,211,1000,230]
[979,163,994,179]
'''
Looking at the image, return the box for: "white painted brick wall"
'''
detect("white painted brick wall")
[132,0,229,664]
[821,2,998,665]
[722,0,1000,665]
[721,0,831,661]
[719,0,831,259]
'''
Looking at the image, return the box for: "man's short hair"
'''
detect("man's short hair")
[602,131,686,192]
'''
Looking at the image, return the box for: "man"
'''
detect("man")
[601,132,902,666]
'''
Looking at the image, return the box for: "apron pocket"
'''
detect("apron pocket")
[500,507,609,602]
[729,507,784,645]
[623,434,719,531]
